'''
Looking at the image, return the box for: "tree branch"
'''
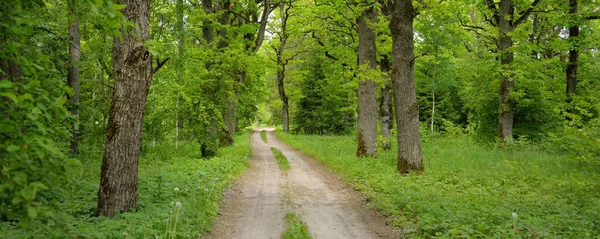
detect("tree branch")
[153,57,170,74]
[512,0,542,28]
[586,15,600,20]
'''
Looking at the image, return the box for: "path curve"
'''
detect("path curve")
[205,128,397,239]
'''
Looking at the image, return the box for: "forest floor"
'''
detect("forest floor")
[204,128,396,239]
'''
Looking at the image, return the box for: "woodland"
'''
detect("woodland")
[1,0,599,237]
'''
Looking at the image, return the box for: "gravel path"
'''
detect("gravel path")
[205,128,396,239]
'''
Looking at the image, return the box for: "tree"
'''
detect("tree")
[271,2,295,132]
[389,0,423,173]
[97,0,153,217]
[67,0,81,155]
[484,0,541,145]
[356,0,378,157]
[379,55,392,150]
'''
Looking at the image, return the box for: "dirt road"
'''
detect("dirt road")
[205,128,396,239]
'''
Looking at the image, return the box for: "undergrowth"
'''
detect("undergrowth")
[276,131,600,238]
[261,130,268,143]
[282,213,312,239]
[271,147,290,171]
[0,134,251,238]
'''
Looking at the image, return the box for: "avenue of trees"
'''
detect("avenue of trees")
[1,0,599,231]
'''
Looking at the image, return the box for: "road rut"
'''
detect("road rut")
[205,128,396,239]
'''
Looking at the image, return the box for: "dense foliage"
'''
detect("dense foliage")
[1,135,250,238]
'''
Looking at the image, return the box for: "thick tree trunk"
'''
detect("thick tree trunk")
[67,0,80,155]
[97,0,152,217]
[356,3,378,157]
[497,0,515,145]
[566,0,578,105]
[379,56,392,151]
[389,0,423,173]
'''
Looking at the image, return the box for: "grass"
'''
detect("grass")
[282,213,312,239]
[271,147,290,171]
[0,134,251,238]
[276,131,600,238]
[261,130,267,143]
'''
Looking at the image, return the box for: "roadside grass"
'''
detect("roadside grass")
[0,134,251,238]
[271,147,291,171]
[261,130,268,143]
[282,213,312,239]
[276,131,600,238]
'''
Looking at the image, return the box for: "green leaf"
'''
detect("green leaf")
[27,206,38,218]
[1,92,18,103]
[112,4,126,11]
[55,96,67,106]
[7,145,20,152]
[12,196,23,205]
[0,80,13,88]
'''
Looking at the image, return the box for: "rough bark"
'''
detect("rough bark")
[379,56,392,151]
[97,0,152,217]
[566,0,578,105]
[67,0,80,155]
[497,0,515,146]
[389,0,423,173]
[356,2,378,157]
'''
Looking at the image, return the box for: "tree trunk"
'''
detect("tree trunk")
[276,3,290,132]
[389,0,423,173]
[497,0,515,146]
[356,2,378,157]
[67,0,80,155]
[97,0,152,217]
[278,68,289,131]
[566,0,578,106]
[175,0,184,148]
[379,56,392,151]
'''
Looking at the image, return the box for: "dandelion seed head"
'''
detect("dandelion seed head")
[174,187,179,191]
[512,212,518,218]
[176,201,182,208]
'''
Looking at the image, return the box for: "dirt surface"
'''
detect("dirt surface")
[205,128,397,239]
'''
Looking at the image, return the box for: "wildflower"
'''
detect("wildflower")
[176,201,182,208]
[512,212,518,218]
[174,187,179,192]
[95,121,99,125]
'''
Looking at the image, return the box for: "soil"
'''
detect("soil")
[204,128,397,239]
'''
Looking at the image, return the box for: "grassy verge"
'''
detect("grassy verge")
[282,213,312,239]
[276,131,600,238]
[261,130,267,143]
[1,134,251,238]
[271,147,290,171]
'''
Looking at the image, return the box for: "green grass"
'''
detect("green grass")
[271,147,290,171]
[0,134,251,238]
[276,131,600,238]
[261,130,267,143]
[282,213,312,239]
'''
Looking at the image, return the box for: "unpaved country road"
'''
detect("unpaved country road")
[205,128,397,239]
